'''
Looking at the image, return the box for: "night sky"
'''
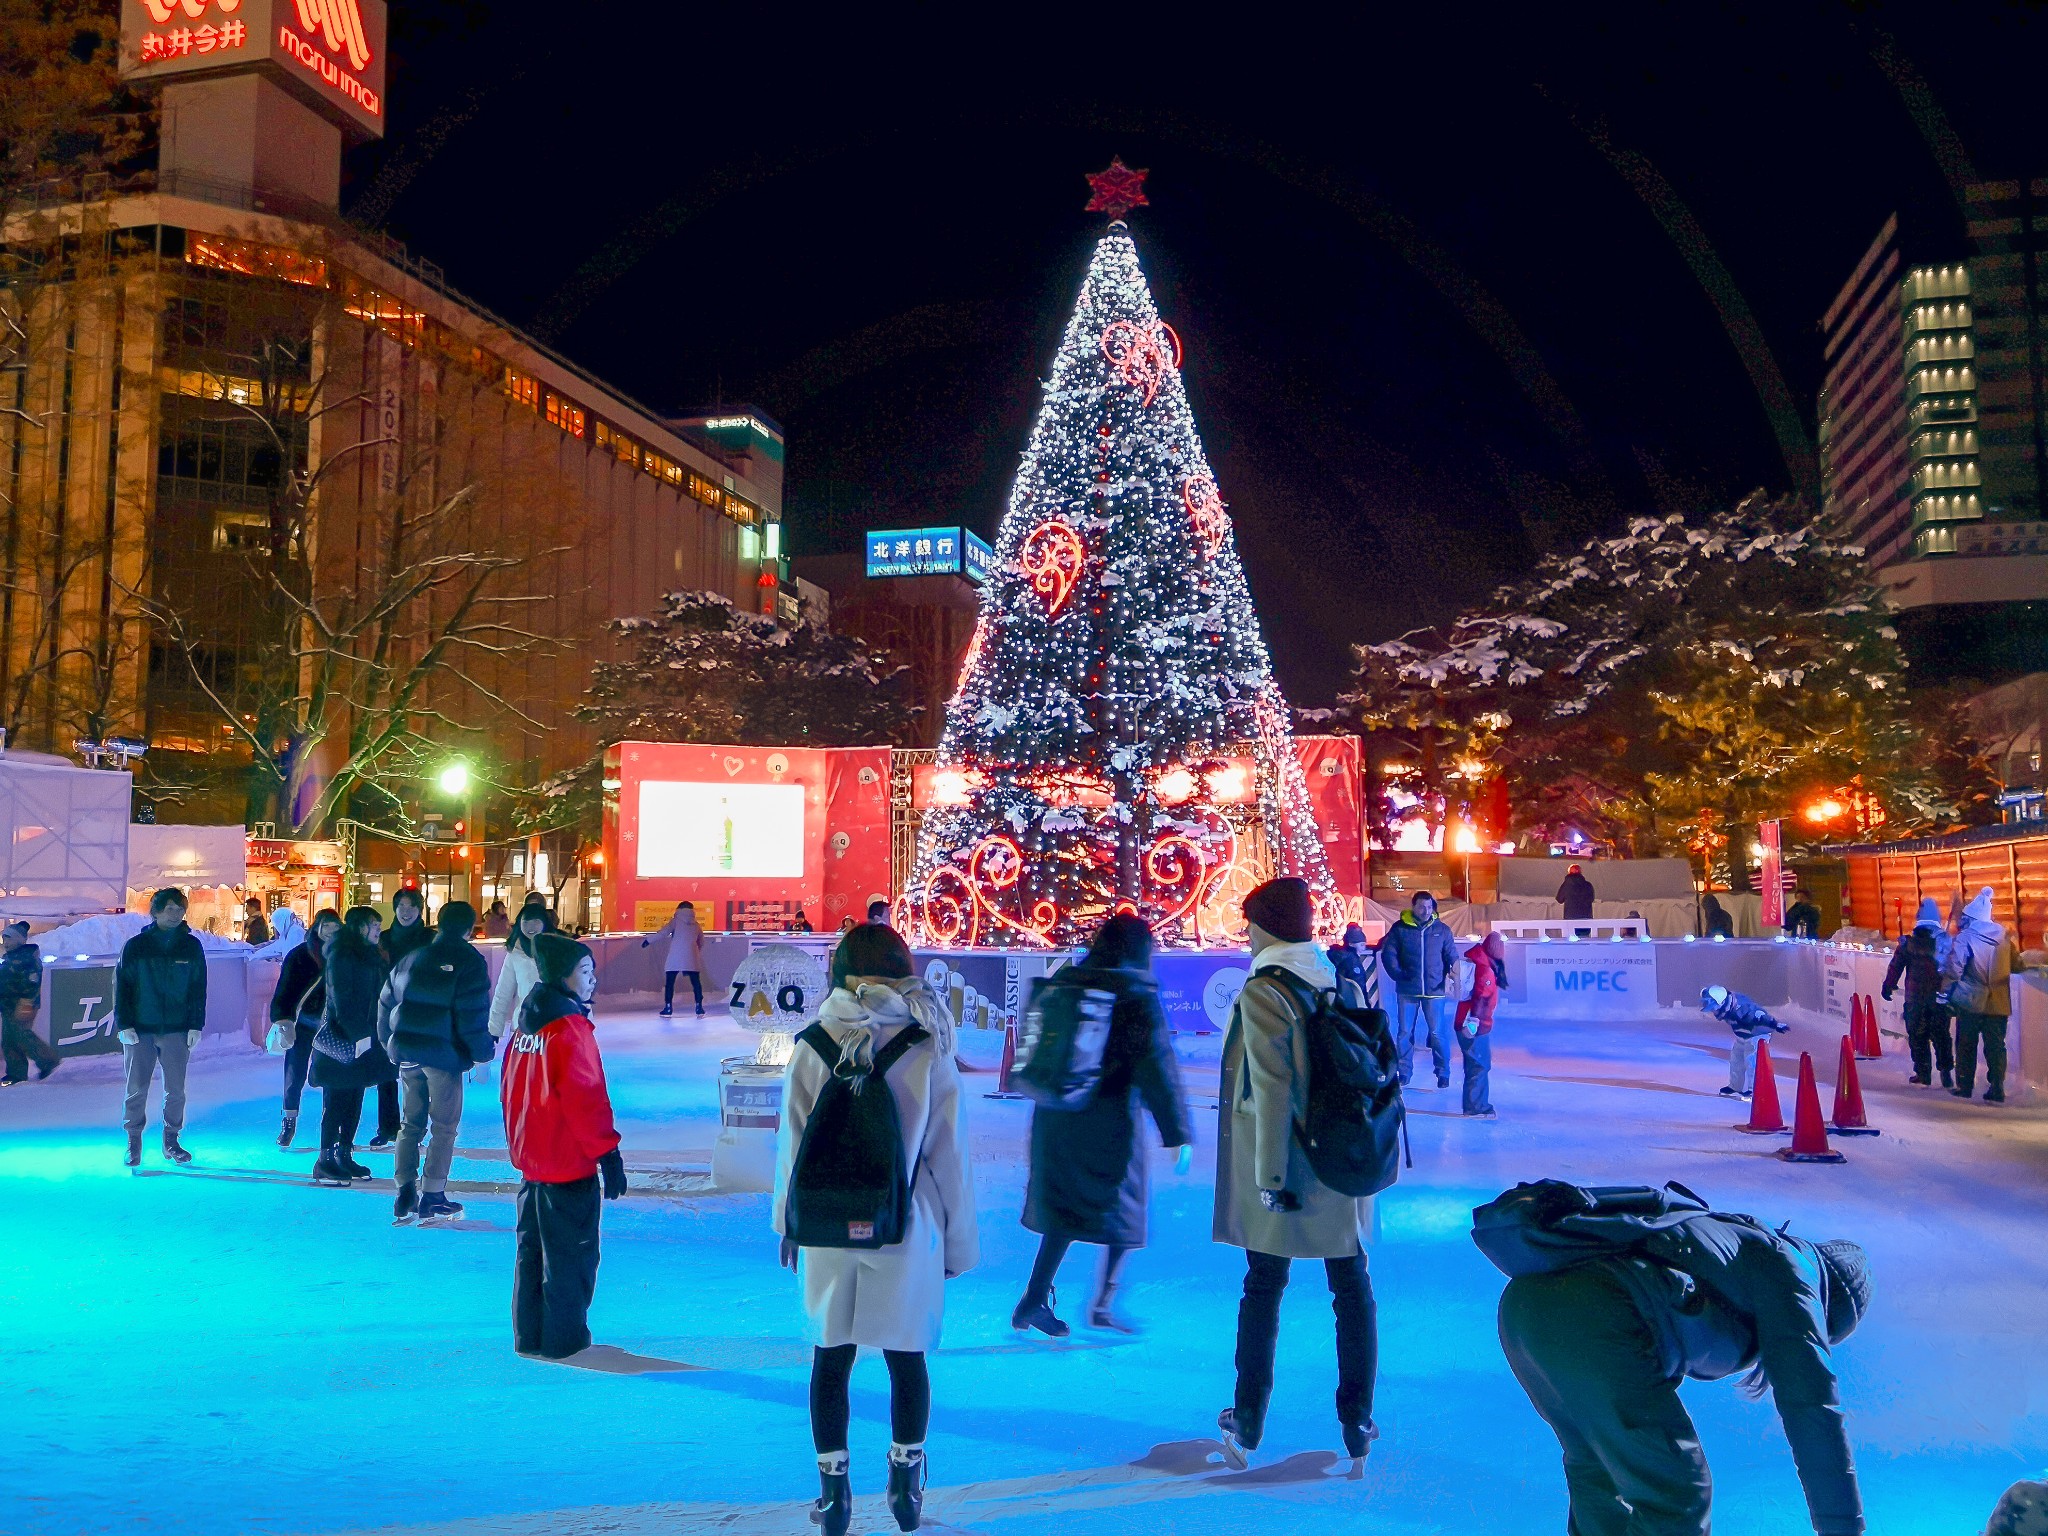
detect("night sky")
[342,4,2048,706]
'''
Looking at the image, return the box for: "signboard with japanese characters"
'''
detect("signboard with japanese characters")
[121,0,388,139]
[865,527,992,584]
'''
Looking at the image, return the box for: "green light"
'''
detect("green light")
[437,761,470,796]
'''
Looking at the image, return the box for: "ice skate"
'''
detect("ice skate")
[1087,1303,1140,1334]
[339,1151,374,1180]
[415,1191,464,1222]
[1907,1072,1929,1087]
[1011,1285,1069,1338]
[311,1150,351,1186]
[694,1005,705,1016]
[1718,1085,1744,1098]
[886,1447,926,1531]
[392,1180,418,1224]
[1216,1408,1253,1469]
[124,1130,141,1168]
[810,1456,850,1536]
[35,1057,56,1080]
[1940,1069,1955,1090]
[659,1004,673,1017]
[1986,1087,2006,1103]
[1342,1419,1380,1459]
[1465,1107,1498,1119]
[367,1132,393,1149]
[162,1130,192,1165]
[277,1113,297,1148]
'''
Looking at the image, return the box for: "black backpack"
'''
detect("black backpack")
[1257,968,1409,1197]
[1470,1179,1711,1278]
[1015,970,1121,1109]
[782,1023,930,1250]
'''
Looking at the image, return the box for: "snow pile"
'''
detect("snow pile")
[33,912,255,959]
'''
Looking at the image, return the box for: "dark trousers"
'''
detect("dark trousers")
[810,1344,930,1453]
[514,1175,602,1358]
[1233,1249,1377,1446]
[374,1078,400,1140]
[662,970,702,1009]
[1022,1232,1132,1310]
[1500,1264,1710,1536]
[2,1008,58,1081]
[281,1023,316,1115]
[1954,1011,2008,1095]
[1457,1026,1494,1114]
[320,1085,365,1151]
[1903,1000,1953,1081]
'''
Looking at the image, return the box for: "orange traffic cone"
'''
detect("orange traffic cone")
[1830,1034,1881,1136]
[1846,994,1869,1058]
[985,1022,1025,1100]
[1862,994,1884,1058]
[1737,1038,1788,1133]
[1779,1050,1847,1162]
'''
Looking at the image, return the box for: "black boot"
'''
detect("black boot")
[1342,1419,1380,1458]
[886,1448,926,1532]
[340,1148,373,1179]
[124,1130,142,1167]
[162,1130,192,1165]
[277,1112,297,1148]
[811,1460,851,1536]
[1011,1285,1069,1338]
[311,1148,350,1185]
[1087,1277,1139,1334]
[393,1180,418,1223]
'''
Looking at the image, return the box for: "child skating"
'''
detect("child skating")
[1700,985,1787,1100]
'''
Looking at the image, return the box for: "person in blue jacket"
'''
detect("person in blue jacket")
[1375,891,1460,1088]
[1701,985,1788,1099]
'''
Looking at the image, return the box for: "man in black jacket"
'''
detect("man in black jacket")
[1,920,59,1084]
[378,899,492,1223]
[1496,1199,1871,1536]
[1784,890,1824,941]
[368,886,431,1147]
[115,889,208,1166]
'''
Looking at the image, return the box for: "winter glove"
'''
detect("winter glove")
[599,1148,627,1200]
[778,1235,799,1271]
[118,1028,139,1046]
[1260,1188,1302,1214]
[186,1030,202,1047]
[1880,987,1894,1001]
[1174,1144,1193,1175]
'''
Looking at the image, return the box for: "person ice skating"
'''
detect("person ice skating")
[1784,888,1824,941]
[1882,898,1954,1088]
[1328,922,1382,1011]
[1013,913,1193,1337]
[1701,985,1788,1099]
[1701,894,1735,939]
[115,888,207,1167]
[378,899,493,1223]
[640,900,703,1017]
[1214,877,1379,1468]
[310,907,395,1185]
[1452,932,1506,1118]
[1557,863,1596,931]
[1485,1181,1871,1536]
[241,899,270,945]
[1942,885,2024,1104]
[1,920,58,1085]
[772,923,977,1536]
[371,887,432,1147]
[271,908,339,1148]
[1376,889,1459,1088]
[483,899,510,940]
[487,902,556,1055]
[503,933,626,1360]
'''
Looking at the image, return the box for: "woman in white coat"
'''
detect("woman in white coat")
[640,900,703,1017]
[486,904,556,1044]
[773,924,977,1536]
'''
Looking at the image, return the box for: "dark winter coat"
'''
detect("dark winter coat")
[377,931,493,1072]
[1784,900,1824,940]
[1702,897,1735,939]
[1376,910,1459,998]
[1881,929,1944,1012]
[1556,872,1597,920]
[114,922,207,1035]
[311,933,395,1090]
[0,943,43,1015]
[379,914,432,971]
[270,941,328,1027]
[1022,965,1193,1248]
[1327,943,1379,1009]
[244,910,271,945]
[1703,989,1786,1039]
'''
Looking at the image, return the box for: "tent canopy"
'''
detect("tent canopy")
[127,824,248,890]
[0,754,131,920]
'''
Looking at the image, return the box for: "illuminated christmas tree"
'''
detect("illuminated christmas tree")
[898,162,1340,948]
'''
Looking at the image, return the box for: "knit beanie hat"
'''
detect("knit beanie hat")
[1817,1239,1871,1344]
[1243,878,1313,944]
[1964,886,1996,924]
[1342,922,1368,946]
[1914,897,1942,928]
[533,932,594,988]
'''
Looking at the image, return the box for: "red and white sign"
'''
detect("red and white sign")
[122,0,387,139]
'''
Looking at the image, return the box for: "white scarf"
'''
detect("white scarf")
[815,976,951,1068]
[1252,940,1338,992]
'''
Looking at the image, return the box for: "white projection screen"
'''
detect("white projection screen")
[636,781,807,878]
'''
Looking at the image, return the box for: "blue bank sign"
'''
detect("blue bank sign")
[1517,946,1658,1017]
[865,527,993,584]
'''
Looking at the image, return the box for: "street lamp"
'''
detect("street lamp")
[437,761,470,796]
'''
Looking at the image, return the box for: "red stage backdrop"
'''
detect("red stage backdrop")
[824,748,893,929]
[1297,734,1365,924]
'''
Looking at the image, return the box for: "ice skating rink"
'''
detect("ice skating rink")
[2,998,2042,1536]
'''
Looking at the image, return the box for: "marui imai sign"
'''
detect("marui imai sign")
[121,0,388,139]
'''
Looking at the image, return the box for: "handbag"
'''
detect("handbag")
[311,1021,356,1062]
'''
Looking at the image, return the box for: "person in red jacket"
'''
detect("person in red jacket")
[1451,932,1506,1119]
[502,933,627,1359]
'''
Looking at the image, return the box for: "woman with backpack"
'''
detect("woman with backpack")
[1213,877,1379,1469]
[1881,897,1953,1089]
[1011,913,1193,1337]
[309,906,395,1184]
[773,924,978,1536]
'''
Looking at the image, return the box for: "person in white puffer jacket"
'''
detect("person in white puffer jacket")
[486,905,557,1057]
[773,923,978,1536]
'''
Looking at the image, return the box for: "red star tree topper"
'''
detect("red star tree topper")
[1084,157,1150,220]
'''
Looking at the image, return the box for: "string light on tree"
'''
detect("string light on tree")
[898,163,1341,948]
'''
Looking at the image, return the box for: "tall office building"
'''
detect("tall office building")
[1967,178,2048,527]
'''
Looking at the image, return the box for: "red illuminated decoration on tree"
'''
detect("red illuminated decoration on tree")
[1084,157,1151,220]
[1020,520,1087,616]
[1183,473,1228,557]
[1100,319,1180,407]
